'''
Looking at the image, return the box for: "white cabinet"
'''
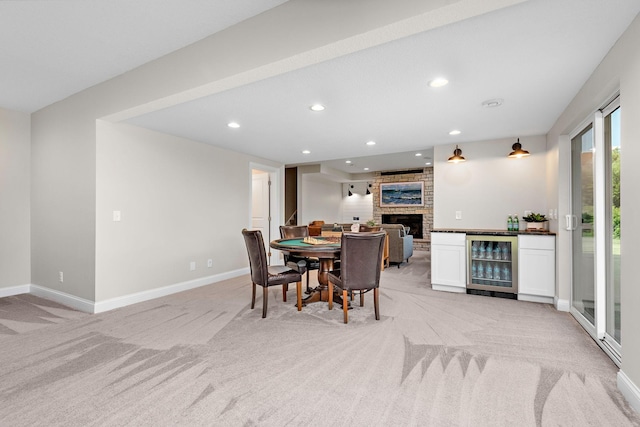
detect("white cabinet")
[518,235,555,303]
[431,232,466,293]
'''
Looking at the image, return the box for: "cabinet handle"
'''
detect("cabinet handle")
[565,214,572,230]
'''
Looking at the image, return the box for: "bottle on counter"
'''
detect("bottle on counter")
[513,214,520,231]
[507,215,513,231]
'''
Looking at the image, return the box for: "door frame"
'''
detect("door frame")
[249,162,284,266]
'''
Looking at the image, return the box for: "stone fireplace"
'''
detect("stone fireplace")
[371,167,433,252]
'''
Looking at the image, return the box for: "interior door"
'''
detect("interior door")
[252,169,272,264]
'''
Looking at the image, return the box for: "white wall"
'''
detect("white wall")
[341,182,374,223]
[95,121,281,302]
[547,13,640,409]
[299,174,342,225]
[433,135,549,230]
[0,108,30,292]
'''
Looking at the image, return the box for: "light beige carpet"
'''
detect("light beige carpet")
[1,252,638,426]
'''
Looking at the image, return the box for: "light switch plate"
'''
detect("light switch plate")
[113,210,121,222]
[455,211,462,220]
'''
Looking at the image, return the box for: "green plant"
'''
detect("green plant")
[366,219,376,227]
[522,212,547,222]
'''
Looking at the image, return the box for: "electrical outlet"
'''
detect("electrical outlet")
[190,261,196,271]
[59,271,64,282]
[207,259,213,268]
[524,210,532,217]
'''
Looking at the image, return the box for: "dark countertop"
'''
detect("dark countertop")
[432,228,556,236]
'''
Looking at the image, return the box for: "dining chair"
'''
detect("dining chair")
[242,229,303,318]
[327,231,386,323]
[279,225,320,293]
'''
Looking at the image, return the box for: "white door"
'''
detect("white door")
[252,170,272,264]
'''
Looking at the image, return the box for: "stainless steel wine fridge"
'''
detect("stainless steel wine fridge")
[467,235,518,298]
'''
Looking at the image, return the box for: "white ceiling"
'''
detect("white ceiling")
[2,1,639,176]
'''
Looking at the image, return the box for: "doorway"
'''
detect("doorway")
[569,95,621,363]
[250,164,282,266]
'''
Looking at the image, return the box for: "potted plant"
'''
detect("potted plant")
[522,212,548,230]
[363,219,380,231]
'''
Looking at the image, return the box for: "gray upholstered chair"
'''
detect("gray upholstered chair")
[380,224,413,267]
[279,225,319,293]
[242,229,303,318]
[327,231,386,323]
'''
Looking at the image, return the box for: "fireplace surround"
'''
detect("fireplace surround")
[382,214,423,239]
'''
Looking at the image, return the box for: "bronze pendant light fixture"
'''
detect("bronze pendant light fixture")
[508,138,530,158]
[447,145,466,163]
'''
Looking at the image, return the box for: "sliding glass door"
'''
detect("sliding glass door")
[604,102,621,352]
[570,96,621,362]
[571,125,596,328]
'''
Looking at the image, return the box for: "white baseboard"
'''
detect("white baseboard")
[0,284,30,298]
[431,284,466,293]
[518,294,554,304]
[11,268,250,314]
[618,370,640,414]
[555,297,570,312]
[30,285,95,313]
[93,267,250,313]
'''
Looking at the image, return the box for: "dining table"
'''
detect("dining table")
[270,236,342,305]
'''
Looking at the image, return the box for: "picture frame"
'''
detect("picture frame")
[380,181,424,207]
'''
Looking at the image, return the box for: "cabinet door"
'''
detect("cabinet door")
[519,248,555,297]
[432,244,466,289]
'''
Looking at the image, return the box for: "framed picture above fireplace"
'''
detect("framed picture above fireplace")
[380,181,424,207]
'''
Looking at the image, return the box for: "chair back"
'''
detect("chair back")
[279,225,309,239]
[340,231,386,290]
[242,229,269,286]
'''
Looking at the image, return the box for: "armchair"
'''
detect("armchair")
[380,224,413,267]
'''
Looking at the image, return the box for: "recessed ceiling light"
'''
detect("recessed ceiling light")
[364,167,370,171]
[302,150,311,154]
[449,130,461,135]
[428,78,449,88]
[366,141,376,146]
[415,153,422,157]
[482,98,503,108]
[345,160,352,164]
[227,122,240,128]
[310,104,325,112]
[425,162,432,166]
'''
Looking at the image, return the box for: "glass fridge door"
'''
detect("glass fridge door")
[467,236,518,294]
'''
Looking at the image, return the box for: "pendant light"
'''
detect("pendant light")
[348,185,354,196]
[447,145,466,163]
[508,138,530,158]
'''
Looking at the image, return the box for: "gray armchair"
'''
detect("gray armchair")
[380,224,413,267]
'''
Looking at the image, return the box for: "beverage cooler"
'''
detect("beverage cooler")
[467,235,518,297]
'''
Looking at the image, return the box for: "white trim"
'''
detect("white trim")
[0,284,30,298]
[93,267,249,313]
[23,267,249,314]
[555,297,570,312]
[30,284,95,313]
[518,294,554,305]
[593,110,607,339]
[618,370,640,414]
[431,284,466,293]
